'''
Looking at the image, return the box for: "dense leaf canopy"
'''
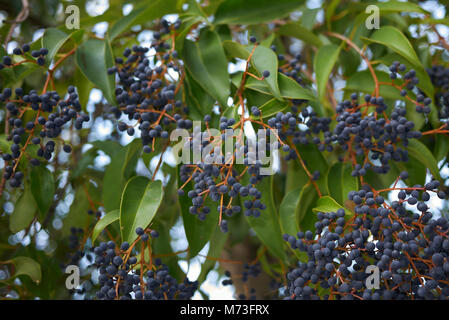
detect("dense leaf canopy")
[0,0,449,300]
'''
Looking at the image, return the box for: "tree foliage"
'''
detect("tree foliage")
[0,0,449,300]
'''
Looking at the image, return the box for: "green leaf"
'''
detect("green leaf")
[434,135,449,162]
[341,163,359,206]
[285,159,308,193]
[326,162,344,205]
[326,162,358,206]
[30,166,55,218]
[71,147,98,179]
[214,0,303,25]
[120,177,163,244]
[182,30,230,107]
[240,73,316,101]
[109,0,179,40]
[241,174,287,262]
[92,209,119,243]
[102,140,141,212]
[61,183,96,237]
[366,1,427,15]
[197,226,229,284]
[345,70,403,100]
[10,184,37,233]
[91,140,121,157]
[248,45,282,100]
[183,69,215,120]
[296,144,328,195]
[223,40,250,59]
[75,38,115,104]
[175,15,205,52]
[301,7,320,29]
[325,0,341,29]
[298,184,319,234]
[374,52,435,109]
[74,67,94,112]
[279,187,301,236]
[297,183,319,223]
[393,156,426,187]
[151,222,185,282]
[278,22,323,47]
[278,74,316,101]
[313,195,353,216]
[41,28,70,66]
[407,139,441,179]
[255,98,289,119]
[362,26,433,97]
[0,134,12,154]
[11,257,41,284]
[314,44,341,103]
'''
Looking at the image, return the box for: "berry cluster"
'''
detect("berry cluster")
[1,82,88,187]
[328,97,421,176]
[1,43,48,69]
[389,62,431,115]
[222,263,262,300]
[66,227,86,266]
[108,19,189,154]
[178,116,275,229]
[427,65,449,118]
[93,227,197,300]
[282,174,449,300]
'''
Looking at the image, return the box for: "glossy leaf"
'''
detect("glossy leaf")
[120,176,163,244]
[313,195,353,216]
[407,139,441,180]
[223,40,250,59]
[326,162,358,206]
[278,22,323,47]
[92,209,119,243]
[362,26,433,97]
[109,0,179,39]
[61,183,96,237]
[41,28,70,65]
[248,44,282,100]
[75,38,116,104]
[314,44,341,103]
[102,140,141,212]
[434,135,449,162]
[11,256,41,284]
[256,98,289,119]
[241,73,316,101]
[30,166,55,218]
[197,226,229,284]
[10,185,37,233]
[279,187,301,236]
[214,0,303,25]
[182,30,230,107]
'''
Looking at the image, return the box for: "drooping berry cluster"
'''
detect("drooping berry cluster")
[282,174,449,300]
[1,43,48,69]
[108,19,189,154]
[222,263,262,300]
[427,65,449,118]
[93,228,196,300]
[1,82,89,188]
[178,115,276,229]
